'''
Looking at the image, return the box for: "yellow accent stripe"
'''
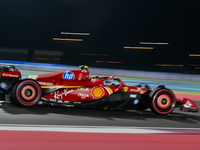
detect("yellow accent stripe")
[106,86,113,94]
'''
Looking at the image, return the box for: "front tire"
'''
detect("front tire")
[11,79,42,106]
[150,88,176,114]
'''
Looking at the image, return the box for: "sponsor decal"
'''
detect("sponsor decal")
[130,88,140,92]
[0,82,6,89]
[51,89,74,100]
[91,78,96,83]
[78,88,90,91]
[136,87,145,94]
[28,75,38,79]
[133,99,139,105]
[124,87,128,92]
[58,100,70,104]
[73,102,81,104]
[91,87,104,98]
[49,88,59,93]
[38,81,53,86]
[129,94,137,98]
[78,93,90,99]
[78,73,83,78]
[78,73,83,80]
[63,71,75,80]
[81,70,88,73]
[137,87,145,94]
[2,73,19,78]
[41,97,70,104]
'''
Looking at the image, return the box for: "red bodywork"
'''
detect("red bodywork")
[29,69,148,102]
[27,67,198,113]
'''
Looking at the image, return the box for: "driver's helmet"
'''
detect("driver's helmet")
[79,65,88,70]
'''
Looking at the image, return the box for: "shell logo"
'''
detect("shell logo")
[2,73,6,77]
[92,87,104,98]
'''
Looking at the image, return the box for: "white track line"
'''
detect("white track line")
[0,124,177,134]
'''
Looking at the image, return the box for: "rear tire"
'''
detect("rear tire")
[11,79,41,106]
[150,88,176,114]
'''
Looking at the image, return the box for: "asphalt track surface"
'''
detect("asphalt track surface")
[1,102,200,150]
[0,101,200,128]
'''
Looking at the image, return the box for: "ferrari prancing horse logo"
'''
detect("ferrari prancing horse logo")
[124,87,128,92]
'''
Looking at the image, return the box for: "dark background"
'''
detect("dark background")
[0,0,200,73]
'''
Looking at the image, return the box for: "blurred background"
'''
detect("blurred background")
[1,2,200,149]
[0,0,200,74]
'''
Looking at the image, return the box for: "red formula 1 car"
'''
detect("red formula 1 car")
[0,65,198,114]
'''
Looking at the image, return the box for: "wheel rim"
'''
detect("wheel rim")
[20,85,37,101]
[152,89,176,114]
[156,94,171,109]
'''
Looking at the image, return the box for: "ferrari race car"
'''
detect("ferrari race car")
[0,65,198,114]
